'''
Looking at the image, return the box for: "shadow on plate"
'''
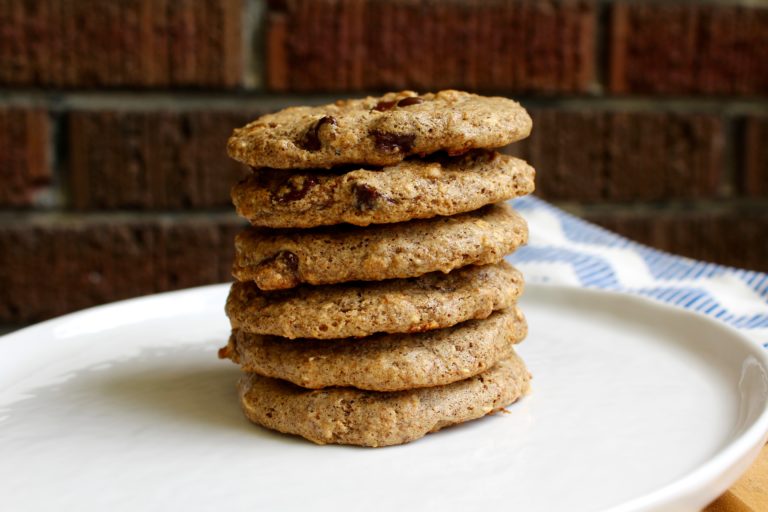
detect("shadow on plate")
[1,343,271,438]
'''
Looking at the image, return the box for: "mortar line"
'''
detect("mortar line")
[242,0,265,90]
[1,89,768,114]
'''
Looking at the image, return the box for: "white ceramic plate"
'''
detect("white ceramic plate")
[1,284,767,512]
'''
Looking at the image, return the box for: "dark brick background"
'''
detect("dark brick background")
[745,117,768,198]
[0,108,50,206]
[0,214,244,323]
[266,0,596,93]
[507,109,725,202]
[68,110,259,209]
[610,3,768,95]
[0,0,767,327]
[0,0,242,88]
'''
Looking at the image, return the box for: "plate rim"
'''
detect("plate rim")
[2,282,767,512]
[523,284,768,511]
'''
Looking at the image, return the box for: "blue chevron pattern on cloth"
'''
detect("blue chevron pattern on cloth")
[506,196,768,347]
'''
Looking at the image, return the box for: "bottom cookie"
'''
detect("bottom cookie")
[237,353,531,447]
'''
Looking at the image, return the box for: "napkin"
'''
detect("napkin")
[507,196,768,347]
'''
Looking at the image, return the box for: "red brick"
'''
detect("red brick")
[585,208,768,272]
[266,10,290,91]
[610,3,768,95]
[744,117,768,197]
[0,108,51,206]
[0,0,242,88]
[508,109,724,202]
[0,213,245,323]
[67,110,262,210]
[266,0,596,93]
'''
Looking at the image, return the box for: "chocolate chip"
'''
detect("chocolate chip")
[373,100,397,112]
[255,250,300,289]
[280,251,299,270]
[272,174,319,203]
[264,250,299,271]
[397,97,424,107]
[319,116,337,128]
[299,116,336,151]
[370,131,416,154]
[352,183,382,211]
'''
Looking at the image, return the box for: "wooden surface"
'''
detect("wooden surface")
[705,444,768,511]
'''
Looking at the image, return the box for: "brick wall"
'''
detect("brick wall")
[1,0,767,328]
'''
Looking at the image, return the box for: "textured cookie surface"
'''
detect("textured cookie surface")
[227,90,532,169]
[232,151,535,228]
[237,354,531,447]
[222,307,526,391]
[233,203,527,290]
[227,262,523,339]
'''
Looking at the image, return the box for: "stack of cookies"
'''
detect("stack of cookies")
[219,90,535,447]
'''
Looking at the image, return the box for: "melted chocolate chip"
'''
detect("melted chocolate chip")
[397,96,424,107]
[373,100,397,112]
[370,131,416,154]
[264,250,299,271]
[272,174,319,203]
[299,116,337,151]
[319,116,336,129]
[352,183,382,211]
[281,251,299,270]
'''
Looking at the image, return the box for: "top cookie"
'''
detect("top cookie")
[227,90,532,169]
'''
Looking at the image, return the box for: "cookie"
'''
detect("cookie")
[232,151,535,228]
[227,90,532,169]
[232,203,528,290]
[237,353,530,447]
[221,307,526,392]
[226,262,523,339]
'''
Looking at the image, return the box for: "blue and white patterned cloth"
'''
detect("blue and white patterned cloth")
[506,197,768,347]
